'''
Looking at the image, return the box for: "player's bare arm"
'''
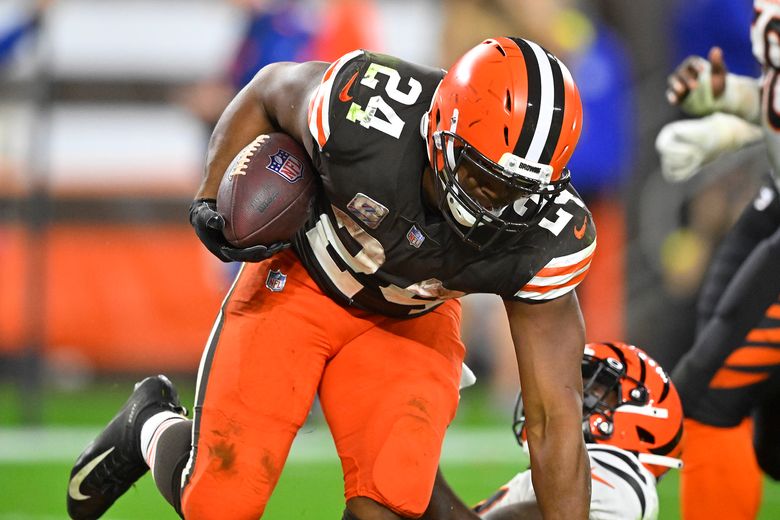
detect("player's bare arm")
[189,61,327,262]
[505,292,590,520]
[197,60,328,200]
[482,502,542,520]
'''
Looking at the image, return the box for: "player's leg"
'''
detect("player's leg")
[419,469,482,520]
[679,293,780,520]
[321,300,465,519]
[149,419,193,514]
[180,253,364,519]
[751,299,780,480]
[674,180,780,520]
[66,375,187,520]
[754,381,780,480]
[680,417,762,520]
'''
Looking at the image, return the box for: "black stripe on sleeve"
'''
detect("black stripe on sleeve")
[592,457,647,518]
[588,446,647,484]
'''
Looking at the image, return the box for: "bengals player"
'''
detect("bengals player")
[423,342,683,520]
[656,1,780,518]
[67,38,595,520]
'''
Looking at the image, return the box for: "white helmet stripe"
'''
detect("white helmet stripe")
[511,38,569,166]
[525,39,558,163]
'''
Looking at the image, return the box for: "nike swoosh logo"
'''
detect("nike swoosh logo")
[338,71,359,102]
[574,216,587,239]
[68,447,115,500]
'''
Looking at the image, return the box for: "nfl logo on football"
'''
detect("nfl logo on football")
[265,269,287,292]
[266,148,303,183]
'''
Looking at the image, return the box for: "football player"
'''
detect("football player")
[655,1,780,518]
[422,342,684,520]
[67,37,596,519]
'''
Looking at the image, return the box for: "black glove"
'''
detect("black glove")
[188,198,290,263]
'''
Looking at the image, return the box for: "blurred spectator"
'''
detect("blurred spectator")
[0,0,50,68]
[177,0,379,127]
[176,0,314,127]
[308,0,381,61]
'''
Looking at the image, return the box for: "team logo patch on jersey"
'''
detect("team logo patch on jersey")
[406,225,425,248]
[346,193,388,229]
[265,269,287,292]
[266,148,304,183]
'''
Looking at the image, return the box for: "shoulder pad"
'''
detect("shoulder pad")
[307,50,366,150]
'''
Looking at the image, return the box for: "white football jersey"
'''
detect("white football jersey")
[479,444,659,520]
[752,0,780,191]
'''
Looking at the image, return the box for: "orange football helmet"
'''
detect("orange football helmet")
[513,342,684,478]
[423,37,583,248]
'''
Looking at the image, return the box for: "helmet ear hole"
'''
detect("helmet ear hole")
[636,426,655,444]
[503,126,509,146]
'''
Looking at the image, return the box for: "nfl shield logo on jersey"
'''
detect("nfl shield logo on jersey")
[266,148,304,183]
[406,225,425,248]
[265,269,287,292]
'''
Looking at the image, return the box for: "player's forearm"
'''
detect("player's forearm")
[197,84,276,200]
[528,411,590,519]
[717,73,761,124]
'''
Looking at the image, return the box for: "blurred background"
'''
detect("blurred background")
[0,0,776,518]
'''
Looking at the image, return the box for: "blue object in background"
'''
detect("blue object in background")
[230,3,313,90]
[671,0,759,77]
[0,13,42,67]
[567,19,635,197]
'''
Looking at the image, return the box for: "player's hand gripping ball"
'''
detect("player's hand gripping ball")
[217,133,317,248]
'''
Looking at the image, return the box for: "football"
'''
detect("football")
[217,133,317,247]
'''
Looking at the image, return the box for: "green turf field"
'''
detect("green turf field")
[2,380,780,519]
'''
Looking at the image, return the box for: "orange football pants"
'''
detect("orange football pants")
[180,250,465,519]
[680,418,762,520]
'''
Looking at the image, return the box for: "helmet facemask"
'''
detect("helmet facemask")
[581,354,648,442]
[430,128,569,250]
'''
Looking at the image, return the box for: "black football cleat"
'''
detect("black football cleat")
[67,375,187,519]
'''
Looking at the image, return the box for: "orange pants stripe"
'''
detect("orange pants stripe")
[180,251,464,519]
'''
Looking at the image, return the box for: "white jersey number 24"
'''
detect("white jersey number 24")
[346,63,422,139]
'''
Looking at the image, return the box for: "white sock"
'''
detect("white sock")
[139,410,186,469]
